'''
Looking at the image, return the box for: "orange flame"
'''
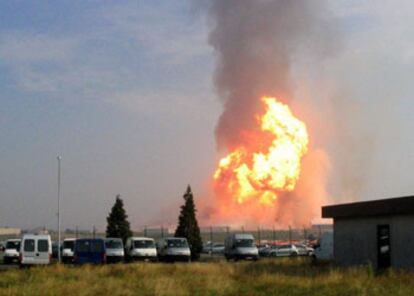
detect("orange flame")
[213,97,309,209]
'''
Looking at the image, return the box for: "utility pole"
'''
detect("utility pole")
[57,156,62,263]
[210,226,213,255]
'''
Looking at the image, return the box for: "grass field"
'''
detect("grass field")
[0,259,413,296]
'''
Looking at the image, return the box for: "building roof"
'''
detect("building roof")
[322,195,414,219]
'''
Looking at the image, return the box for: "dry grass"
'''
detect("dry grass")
[0,259,413,296]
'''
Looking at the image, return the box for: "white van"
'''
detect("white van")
[157,237,191,262]
[105,238,125,263]
[125,237,157,262]
[313,232,333,261]
[20,234,52,266]
[3,239,21,264]
[62,238,76,264]
[224,233,259,261]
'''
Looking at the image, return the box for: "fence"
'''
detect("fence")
[29,224,332,244]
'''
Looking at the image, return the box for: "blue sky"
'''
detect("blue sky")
[0,0,413,230]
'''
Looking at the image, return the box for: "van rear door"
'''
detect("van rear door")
[23,238,36,263]
[37,239,50,264]
[91,240,105,263]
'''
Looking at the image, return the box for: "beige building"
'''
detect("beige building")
[323,195,414,270]
[0,227,21,236]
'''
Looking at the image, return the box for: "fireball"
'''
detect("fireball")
[213,97,309,208]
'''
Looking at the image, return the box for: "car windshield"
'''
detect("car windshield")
[6,241,20,250]
[105,240,123,249]
[235,239,254,248]
[134,240,154,249]
[167,239,188,248]
[63,241,75,250]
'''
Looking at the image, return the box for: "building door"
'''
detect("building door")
[377,225,391,269]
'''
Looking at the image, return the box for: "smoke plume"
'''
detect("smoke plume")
[206,0,336,149]
[198,0,340,227]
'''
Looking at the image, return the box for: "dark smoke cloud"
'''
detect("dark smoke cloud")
[204,0,338,150]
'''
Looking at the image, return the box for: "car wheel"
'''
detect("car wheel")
[290,252,298,257]
[3,257,9,265]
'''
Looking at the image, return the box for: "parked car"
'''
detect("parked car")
[202,241,225,255]
[211,243,225,255]
[313,232,333,261]
[276,244,299,257]
[157,237,191,262]
[52,241,59,259]
[258,244,271,257]
[125,237,157,262]
[202,241,213,254]
[262,244,299,257]
[74,238,106,265]
[224,233,259,261]
[3,239,21,264]
[105,238,124,263]
[62,238,76,263]
[20,234,52,266]
[0,241,5,252]
[294,243,314,256]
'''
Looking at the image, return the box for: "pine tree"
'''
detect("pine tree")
[175,185,203,260]
[106,194,132,244]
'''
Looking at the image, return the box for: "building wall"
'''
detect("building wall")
[334,215,414,269]
[0,227,21,236]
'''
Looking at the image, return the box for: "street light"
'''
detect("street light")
[57,156,62,263]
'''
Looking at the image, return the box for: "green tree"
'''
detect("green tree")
[175,185,203,260]
[106,194,132,244]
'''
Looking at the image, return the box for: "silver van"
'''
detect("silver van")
[105,238,125,263]
[20,234,52,266]
[157,237,191,262]
[3,239,21,264]
[224,233,259,261]
[125,237,157,262]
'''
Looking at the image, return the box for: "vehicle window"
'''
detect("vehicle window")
[6,241,20,251]
[63,241,75,250]
[24,239,35,252]
[105,240,123,249]
[235,239,254,248]
[134,240,155,249]
[38,240,49,252]
[76,240,90,252]
[91,241,103,252]
[167,239,188,248]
